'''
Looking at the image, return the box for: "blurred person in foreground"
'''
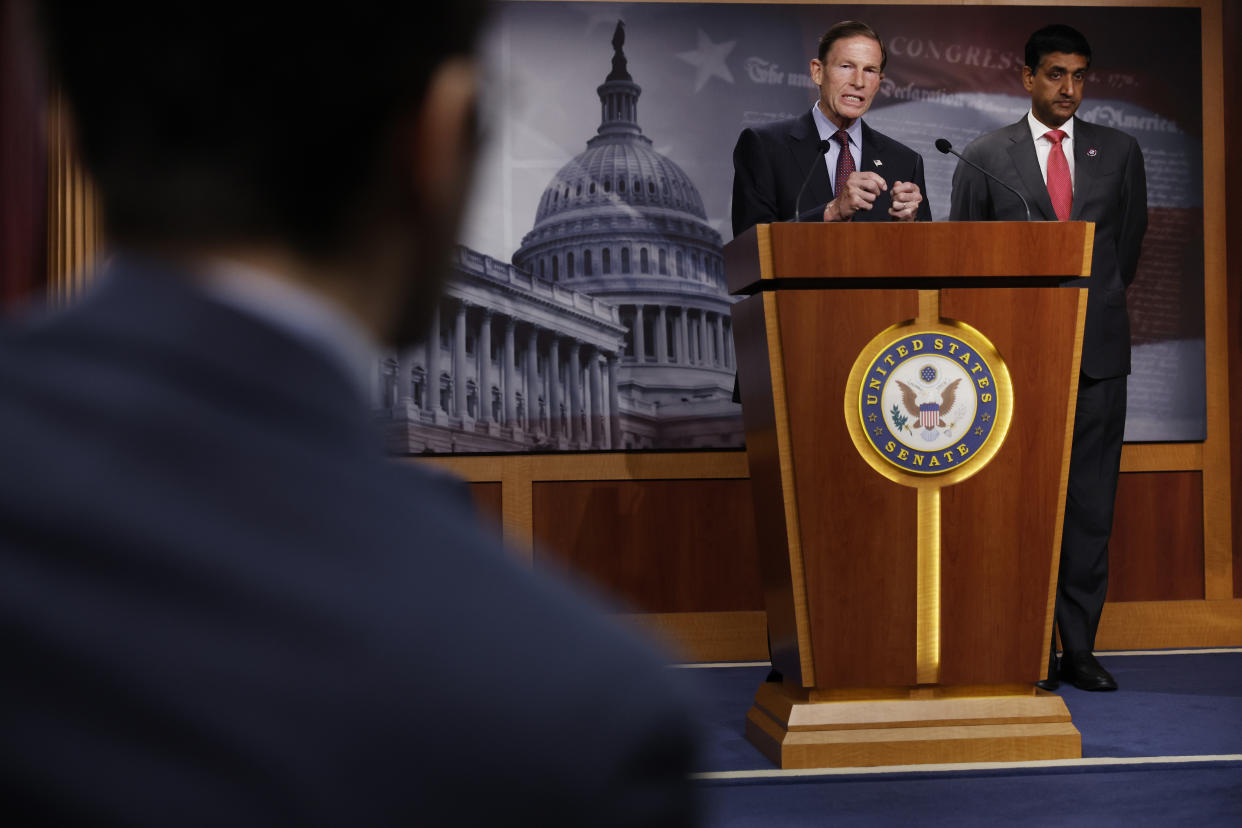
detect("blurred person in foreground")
[0,3,697,824]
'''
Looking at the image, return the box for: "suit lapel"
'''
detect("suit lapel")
[858,121,877,175]
[1005,120,1057,221]
[1069,117,1099,221]
[787,110,831,210]
[858,121,895,220]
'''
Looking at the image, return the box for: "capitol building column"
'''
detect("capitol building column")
[715,313,726,369]
[548,335,562,442]
[588,348,604,449]
[607,353,621,449]
[397,346,414,405]
[453,300,468,419]
[678,307,690,365]
[656,306,668,363]
[698,310,710,367]
[568,341,582,446]
[526,325,540,434]
[477,308,493,426]
[634,305,646,362]
[503,317,517,426]
[427,303,442,417]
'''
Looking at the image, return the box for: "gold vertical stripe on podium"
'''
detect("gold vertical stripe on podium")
[754,224,817,686]
[917,289,940,325]
[760,287,817,687]
[916,485,942,685]
[915,289,942,685]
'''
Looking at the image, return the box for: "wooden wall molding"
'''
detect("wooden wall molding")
[427,449,1237,655]
[625,611,769,663]
[413,451,750,563]
[1094,599,1242,650]
[1194,0,1234,602]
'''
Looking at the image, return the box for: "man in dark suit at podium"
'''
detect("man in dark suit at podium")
[0,3,696,824]
[731,19,932,236]
[949,24,1148,692]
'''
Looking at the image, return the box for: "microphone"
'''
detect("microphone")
[791,139,833,222]
[935,138,1032,222]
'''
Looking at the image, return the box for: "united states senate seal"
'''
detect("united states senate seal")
[845,324,1013,486]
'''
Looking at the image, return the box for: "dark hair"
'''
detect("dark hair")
[1024,24,1092,72]
[38,2,489,255]
[817,20,887,72]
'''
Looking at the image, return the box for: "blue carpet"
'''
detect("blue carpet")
[698,764,1242,827]
[679,651,1242,826]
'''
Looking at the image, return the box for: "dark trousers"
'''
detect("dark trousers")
[1055,373,1128,654]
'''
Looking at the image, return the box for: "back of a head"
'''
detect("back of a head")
[1024,23,1092,71]
[37,1,489,258]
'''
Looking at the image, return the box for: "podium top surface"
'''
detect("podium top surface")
[725,221,1094,294]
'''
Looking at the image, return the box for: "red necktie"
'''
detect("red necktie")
[833,130,855,199]
[1044,129,1072,221]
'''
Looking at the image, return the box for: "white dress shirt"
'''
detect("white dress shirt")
[1027,110,1076,189]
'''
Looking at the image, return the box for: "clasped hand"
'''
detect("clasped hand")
[824,172,922,222]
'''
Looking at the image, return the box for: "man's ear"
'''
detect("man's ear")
[410,57,479,221]
[1021,65,1035,93]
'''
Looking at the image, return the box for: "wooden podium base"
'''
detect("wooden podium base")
[746,682,1081,769]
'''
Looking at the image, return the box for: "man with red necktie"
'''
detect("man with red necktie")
[949,24,1148,692]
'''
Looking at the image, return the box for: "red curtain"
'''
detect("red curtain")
[1,0,46,312]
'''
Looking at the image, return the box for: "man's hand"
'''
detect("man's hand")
[824,172,887,222]
[888,180,923,222]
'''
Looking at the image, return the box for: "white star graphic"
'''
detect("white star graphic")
[677,30,736,93]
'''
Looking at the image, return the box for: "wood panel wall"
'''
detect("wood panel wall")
[430,446,1240,662]
[532,479,763,614]
[1109,472,1205,602]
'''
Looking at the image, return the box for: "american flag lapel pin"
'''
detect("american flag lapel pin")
[873,159,883,167]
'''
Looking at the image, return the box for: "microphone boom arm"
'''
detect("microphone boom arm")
[935,138,1033,223]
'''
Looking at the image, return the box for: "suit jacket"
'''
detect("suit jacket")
[949,116,1148,379]
[731,110,933,235]
[0,258,696,826]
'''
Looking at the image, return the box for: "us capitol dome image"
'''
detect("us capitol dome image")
[375,22,743,453]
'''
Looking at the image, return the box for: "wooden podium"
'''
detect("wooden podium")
[726,221,1094,768]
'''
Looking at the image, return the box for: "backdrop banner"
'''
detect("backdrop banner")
[377,2,1204,454]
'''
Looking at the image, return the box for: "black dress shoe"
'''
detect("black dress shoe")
[1059,651,1117,691]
